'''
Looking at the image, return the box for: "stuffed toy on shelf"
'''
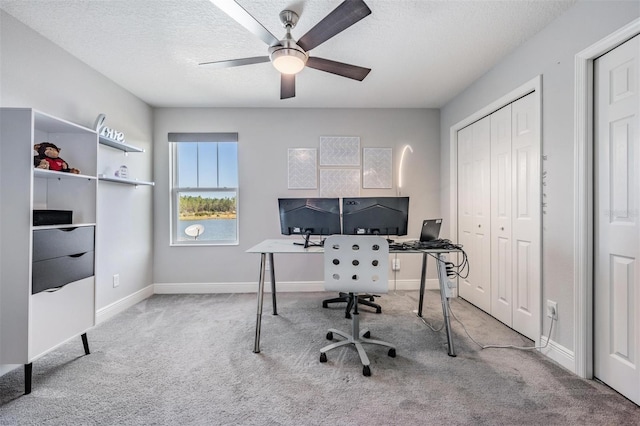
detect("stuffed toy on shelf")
[34,142,80,174]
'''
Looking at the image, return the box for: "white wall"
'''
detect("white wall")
[440,0,640,354]
[153,108,440,290]
[0,11,154,320]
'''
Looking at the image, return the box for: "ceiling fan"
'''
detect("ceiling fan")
[201,0,372,99]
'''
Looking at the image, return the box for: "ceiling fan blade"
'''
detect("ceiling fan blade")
[199,56,270,69]
[281,74,296,99]
[297,0,371,52]
[210,0,281,47]
[306,57,371,81]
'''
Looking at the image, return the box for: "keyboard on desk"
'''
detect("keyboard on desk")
[390,239,460,251]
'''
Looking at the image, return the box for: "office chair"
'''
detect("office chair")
[319,235,396,376]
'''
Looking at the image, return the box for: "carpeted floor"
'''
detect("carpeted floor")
[0,291,638,425]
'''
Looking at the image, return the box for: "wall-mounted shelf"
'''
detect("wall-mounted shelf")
[98,135,144,153]
[98,174,154,186]
[34,168,97,181]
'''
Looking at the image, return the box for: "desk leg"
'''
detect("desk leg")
[269,253,277,315]
[254,253,267,353]
[437,254,456,357]
[418,252,428,317]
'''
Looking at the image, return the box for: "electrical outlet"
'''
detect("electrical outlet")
[113,274,120,288]
[392,258,400,271]
[546,300,558,320]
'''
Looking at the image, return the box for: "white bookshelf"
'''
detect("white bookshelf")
[0,107,97,394]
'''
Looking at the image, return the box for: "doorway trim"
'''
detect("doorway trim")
[573,18,640,379]
[448,74,542,342]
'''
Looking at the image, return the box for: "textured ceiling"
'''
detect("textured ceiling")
[0,0,576,108]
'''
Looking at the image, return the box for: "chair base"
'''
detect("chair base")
[322,292,382,318]
[319,311,396,376]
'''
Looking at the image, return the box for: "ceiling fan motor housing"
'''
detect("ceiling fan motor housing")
[269,10,308,74]
[279,10,299,29]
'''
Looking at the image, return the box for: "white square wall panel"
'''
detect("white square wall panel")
[320,136,360,166]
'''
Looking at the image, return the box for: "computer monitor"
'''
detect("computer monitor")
[278,198,341,247]
[342,197,409,238]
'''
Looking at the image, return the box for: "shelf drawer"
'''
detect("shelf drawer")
[32,251,94,294]
[30,276,95,360]
[33,226,95,262]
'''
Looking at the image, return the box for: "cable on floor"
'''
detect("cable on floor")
[414,311,445,332]
[449,302,556,351]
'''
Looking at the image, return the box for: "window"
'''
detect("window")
[169,133,238,245]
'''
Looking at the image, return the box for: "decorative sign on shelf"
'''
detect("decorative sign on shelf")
[115,165,129,179]
[94,113,126,143]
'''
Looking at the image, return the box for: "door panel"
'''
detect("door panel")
[458,117,492,311]
[594,34,639,405]
[511,93,540,340]
[458,125,475,296]
[491,105,513,325]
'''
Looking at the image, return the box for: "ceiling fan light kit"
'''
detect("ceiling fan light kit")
[205,0,372,99]
[269,10,307,75]
[270,48,307,75]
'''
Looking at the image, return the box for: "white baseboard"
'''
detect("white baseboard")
[153,281,324,294]
[0,363,21,377]
[391,278,439,291]
[540,335,575,373]
[96,285,154,325]
[153,278,439,294]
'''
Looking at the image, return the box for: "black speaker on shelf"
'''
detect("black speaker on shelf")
[33,210,72,226]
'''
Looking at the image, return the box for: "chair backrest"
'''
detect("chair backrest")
[323,235,389,294]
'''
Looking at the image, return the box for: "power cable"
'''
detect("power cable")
[449,303,556,351]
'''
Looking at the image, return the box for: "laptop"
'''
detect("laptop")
[419,219,442,242]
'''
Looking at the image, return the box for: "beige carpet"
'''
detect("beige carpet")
[1,291,638,425]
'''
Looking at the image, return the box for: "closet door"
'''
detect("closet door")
[490,105,513,326]
[458,92,540,341]
[458,116,492,312]
[594,34,640,405]
[510,93,540,340]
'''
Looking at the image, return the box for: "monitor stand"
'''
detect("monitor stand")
[293,232,325,248]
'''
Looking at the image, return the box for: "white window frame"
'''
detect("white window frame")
[169,132,239,246]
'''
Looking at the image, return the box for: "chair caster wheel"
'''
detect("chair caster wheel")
[320,353,327,363]
[322,302,328,308]
[345,313,351,319]
[326,332,333,340]
[363,331,371,338]
[376,307,382,314]
[388,348,396,358]
[363,365,371,376]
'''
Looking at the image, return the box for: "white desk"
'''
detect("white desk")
[246,239,460,356]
